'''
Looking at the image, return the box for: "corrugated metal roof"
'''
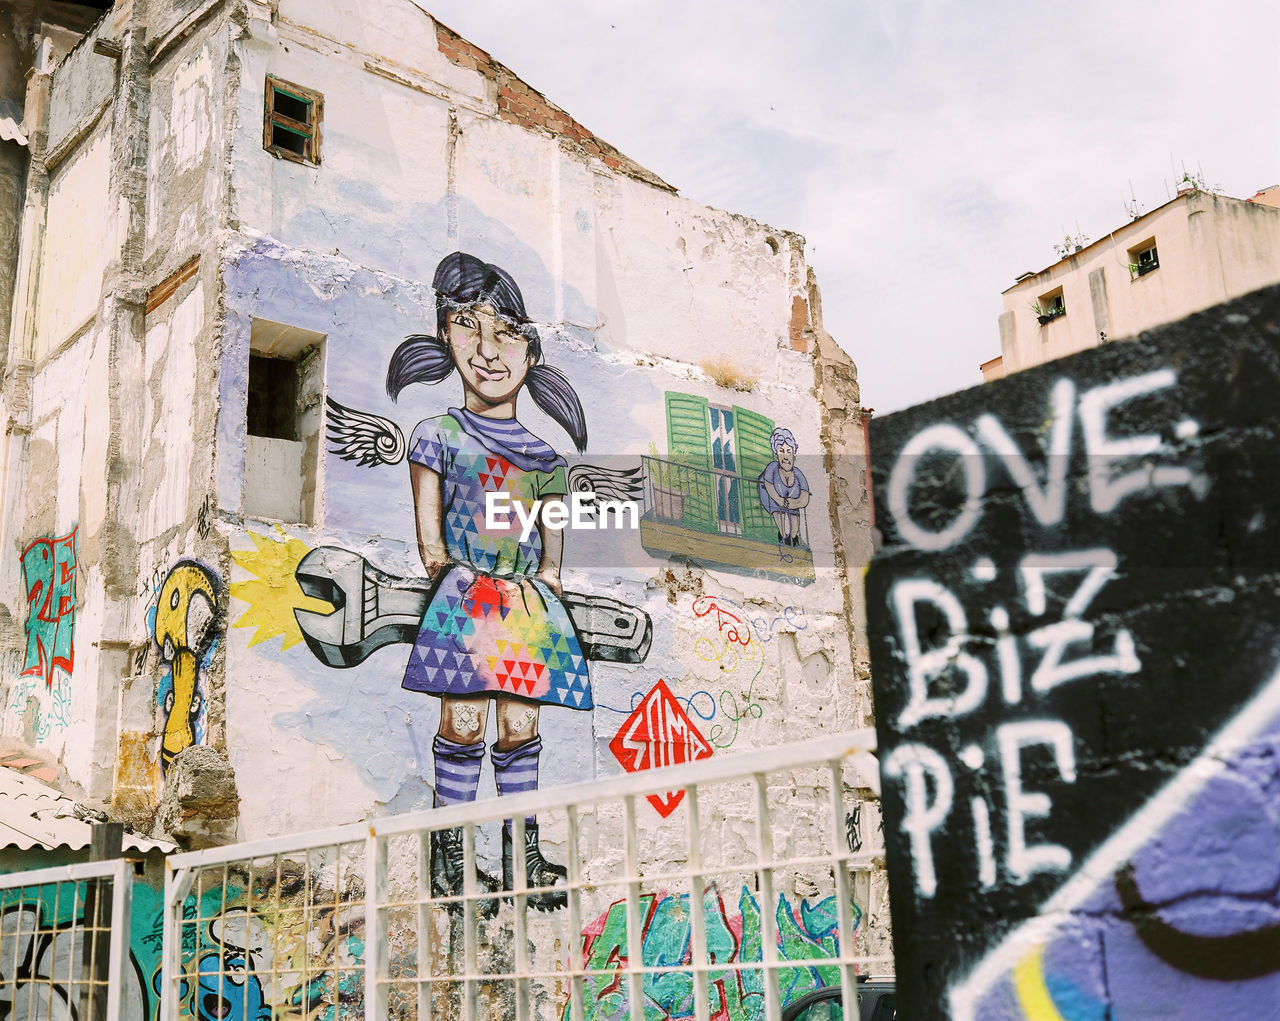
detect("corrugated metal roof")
[0,766,175,854]
[0,99,27,146]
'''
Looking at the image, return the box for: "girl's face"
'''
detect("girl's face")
[446,303,534,410]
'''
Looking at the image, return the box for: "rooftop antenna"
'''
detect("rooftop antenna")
[1123,178,1143,219]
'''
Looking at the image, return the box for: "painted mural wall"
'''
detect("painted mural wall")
[216,0,872,850]
[216,233,851,826]
[0,0,887,996]
[866,286,1280,1018]
[200,0,885,976]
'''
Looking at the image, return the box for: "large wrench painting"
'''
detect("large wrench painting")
[294,546,652,669]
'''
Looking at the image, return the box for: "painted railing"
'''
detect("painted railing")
[0,859,134,1021]
[640,456,811,550]
[161,730,886,1021]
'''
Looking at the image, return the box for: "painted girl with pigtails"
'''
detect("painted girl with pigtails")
[386,251,590,913]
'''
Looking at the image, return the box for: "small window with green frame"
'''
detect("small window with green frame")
[264,75,322,166]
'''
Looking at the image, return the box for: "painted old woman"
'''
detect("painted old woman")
[757,426,811,547]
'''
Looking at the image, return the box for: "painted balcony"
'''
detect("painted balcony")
[637,456,816,585]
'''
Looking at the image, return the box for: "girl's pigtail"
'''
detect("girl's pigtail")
[386,335,453,400]
[526,363,588,452]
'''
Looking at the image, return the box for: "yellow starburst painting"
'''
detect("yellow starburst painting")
[230,531,333,650]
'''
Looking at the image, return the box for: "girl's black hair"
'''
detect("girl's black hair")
[386,252,587,451]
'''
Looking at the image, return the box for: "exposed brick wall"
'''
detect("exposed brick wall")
[434,19,675,193]
[788,294,810,353]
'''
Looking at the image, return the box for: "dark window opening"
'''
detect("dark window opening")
[264,76,322,166]
[1131,241,1160,277]
[272,90,310,124]
[247,354,298,440]
[270,123,308,158]
[1035,288,1066,325]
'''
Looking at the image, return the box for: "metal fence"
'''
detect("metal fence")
[162,729,885,1021]
[0,859,133,1021]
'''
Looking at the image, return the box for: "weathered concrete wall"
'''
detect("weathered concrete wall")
[105,10,240,829]
[0,19,123,781]
[0,142,24,365]
[867,285,1280,1018]
[0,3,234,812]
[44,15,115,158]
[0,1,107,102]
[144,22,229,258]
[34,122,113,356]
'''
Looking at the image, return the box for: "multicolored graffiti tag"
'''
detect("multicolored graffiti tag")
[19,529,77,689]
[8,529,78,741]
[691,594,765,750]
[690,593,809,749]
[132,876,365,1021]
[0,881,149,1021]
[569,886,860,1020]
[148,561,221,771]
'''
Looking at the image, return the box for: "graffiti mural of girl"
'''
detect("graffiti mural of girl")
[757,427,811,547]
[386,252,590,912]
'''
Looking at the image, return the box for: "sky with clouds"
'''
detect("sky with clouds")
[420,0,1279,413]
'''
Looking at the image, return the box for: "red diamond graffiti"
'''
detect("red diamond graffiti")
[609,679,713,817]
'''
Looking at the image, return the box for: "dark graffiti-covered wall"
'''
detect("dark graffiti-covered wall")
[866,286,1280,1019]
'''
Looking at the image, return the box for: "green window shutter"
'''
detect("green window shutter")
[662,392,715,533]
[732,406,775,477]
[665,392,711,468]
[732,405,778,542]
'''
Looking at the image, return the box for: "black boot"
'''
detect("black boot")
[430,827,501,918]
[502,823,568,911]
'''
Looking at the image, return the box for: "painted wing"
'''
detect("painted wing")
[325,397,406,467]
[566,463,644,504]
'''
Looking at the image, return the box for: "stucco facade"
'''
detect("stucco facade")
[986,188,1280,379]
[0,0,890,986]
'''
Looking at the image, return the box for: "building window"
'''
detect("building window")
[245,320,326,523]
[248,355,298,440]
[1128,240,1159,278]
[263,76,322,166]
[1034,288,1066,325]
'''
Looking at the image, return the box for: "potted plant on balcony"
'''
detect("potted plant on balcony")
[1029,301,1064,326]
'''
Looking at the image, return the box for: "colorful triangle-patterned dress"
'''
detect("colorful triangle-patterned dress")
[401,407,593,710]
